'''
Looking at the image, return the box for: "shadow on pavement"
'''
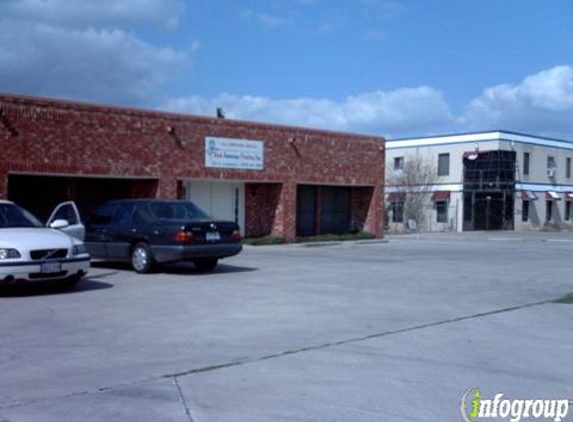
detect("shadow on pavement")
[0,278,114,297]
[91,261,258,276]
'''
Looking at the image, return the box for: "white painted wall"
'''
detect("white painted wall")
[182,180,246,235]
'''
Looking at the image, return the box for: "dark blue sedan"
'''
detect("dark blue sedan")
[84,199,242,273]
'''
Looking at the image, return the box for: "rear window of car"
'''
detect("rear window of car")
[149,202,210,221]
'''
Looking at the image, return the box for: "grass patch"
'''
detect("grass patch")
[243,235,285,246]
[553,293,573,304]
[296,231,376,243]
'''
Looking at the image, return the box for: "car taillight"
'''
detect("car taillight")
[230,230,242,242]
[174,231,193,243]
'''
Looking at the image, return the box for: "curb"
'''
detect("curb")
[354,239,390,245]
[486,238,525,242]
[301,241,343,248]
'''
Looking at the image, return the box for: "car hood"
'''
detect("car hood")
[0,228,74,250]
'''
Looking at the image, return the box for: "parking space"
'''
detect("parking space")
[1,233,572,421]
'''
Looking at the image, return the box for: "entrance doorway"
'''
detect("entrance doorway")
[182,180,245,235]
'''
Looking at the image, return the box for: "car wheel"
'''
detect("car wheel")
[131,242,155,273]
[193,258,218,272]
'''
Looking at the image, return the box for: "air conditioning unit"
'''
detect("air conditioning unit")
[547,168,556,178]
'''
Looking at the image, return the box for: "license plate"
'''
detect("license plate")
[206,231,221,241]
[41,262,62,274]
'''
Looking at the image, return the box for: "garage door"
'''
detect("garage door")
[8,174,158,223]
[183,181,245,235]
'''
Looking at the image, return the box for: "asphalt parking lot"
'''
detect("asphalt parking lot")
[1,232,573,422]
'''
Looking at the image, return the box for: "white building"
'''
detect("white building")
[386,131,573,233]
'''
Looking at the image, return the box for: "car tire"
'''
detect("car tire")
[193,258,218,272]
[131,242,155,274]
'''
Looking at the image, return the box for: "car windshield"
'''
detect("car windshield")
[0,203,43,228]
[150,202,211,221]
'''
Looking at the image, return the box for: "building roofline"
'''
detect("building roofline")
[0,91,385,142]
[388,129,572,144]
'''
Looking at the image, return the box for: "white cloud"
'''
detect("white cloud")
[0,0,192,105]
[462,66,573,138]
[160,87,454,135]
[0,0,185,28]
[0,20,190,105]
[256,13,293,28]
[241,10,293,28]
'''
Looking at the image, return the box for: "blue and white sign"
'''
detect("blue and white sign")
[205,137,264,170]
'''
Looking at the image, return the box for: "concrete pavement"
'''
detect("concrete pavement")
[1,232,572,421]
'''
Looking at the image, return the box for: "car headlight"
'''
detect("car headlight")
[0,248,21,260]
[72,244,88,255]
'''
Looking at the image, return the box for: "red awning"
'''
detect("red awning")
[546,191,561,200]
[521,191,538,201]
[432,191,451,201]
[387,192,406,202]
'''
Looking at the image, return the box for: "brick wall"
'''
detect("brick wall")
[0,92,386,241]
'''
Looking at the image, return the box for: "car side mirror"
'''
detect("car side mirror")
[49,219,70,230]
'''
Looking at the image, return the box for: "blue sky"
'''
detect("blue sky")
[1,0,572,139]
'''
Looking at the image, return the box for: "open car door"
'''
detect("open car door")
[47,201,85,241]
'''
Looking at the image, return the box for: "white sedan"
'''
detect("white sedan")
[0,200,90,288]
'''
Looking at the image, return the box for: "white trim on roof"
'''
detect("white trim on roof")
[387,132,500,149]
[386,183,573,194]
[387,131,573,151]
[386,183,463,193]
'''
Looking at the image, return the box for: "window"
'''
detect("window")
[438,153,450,176]
[523,152,530,176]
[566,201,572,221]
[150,201,210,221]
[52,204,78,225]
[0,203,42,228]
[546,201,553,222]
[522,201,529,222]
[133,205,155,225]
[436,201,448,223]
[88,203,118,225]
[547,156,556,169]
[394,156,404,170]
[391,201,404,223]
[112,203,135,225]
[567,157,571,179]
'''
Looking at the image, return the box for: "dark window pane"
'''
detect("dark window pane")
[392,201,404,223]
[52,204,78,225]
[0,204,42,228]
[438,153,450,176]
[436,200,448,223]
[88,203,118,225]
[150,202,210,221]
[133,205,155,225]
[523,152,530,175]
[112,204,135,225]
[522,200,529,222]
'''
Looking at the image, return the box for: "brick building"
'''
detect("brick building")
[0,93,385,242]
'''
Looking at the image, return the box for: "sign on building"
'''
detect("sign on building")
[205,137,264,170]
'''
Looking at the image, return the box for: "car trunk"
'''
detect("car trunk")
[182,220,238,244]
